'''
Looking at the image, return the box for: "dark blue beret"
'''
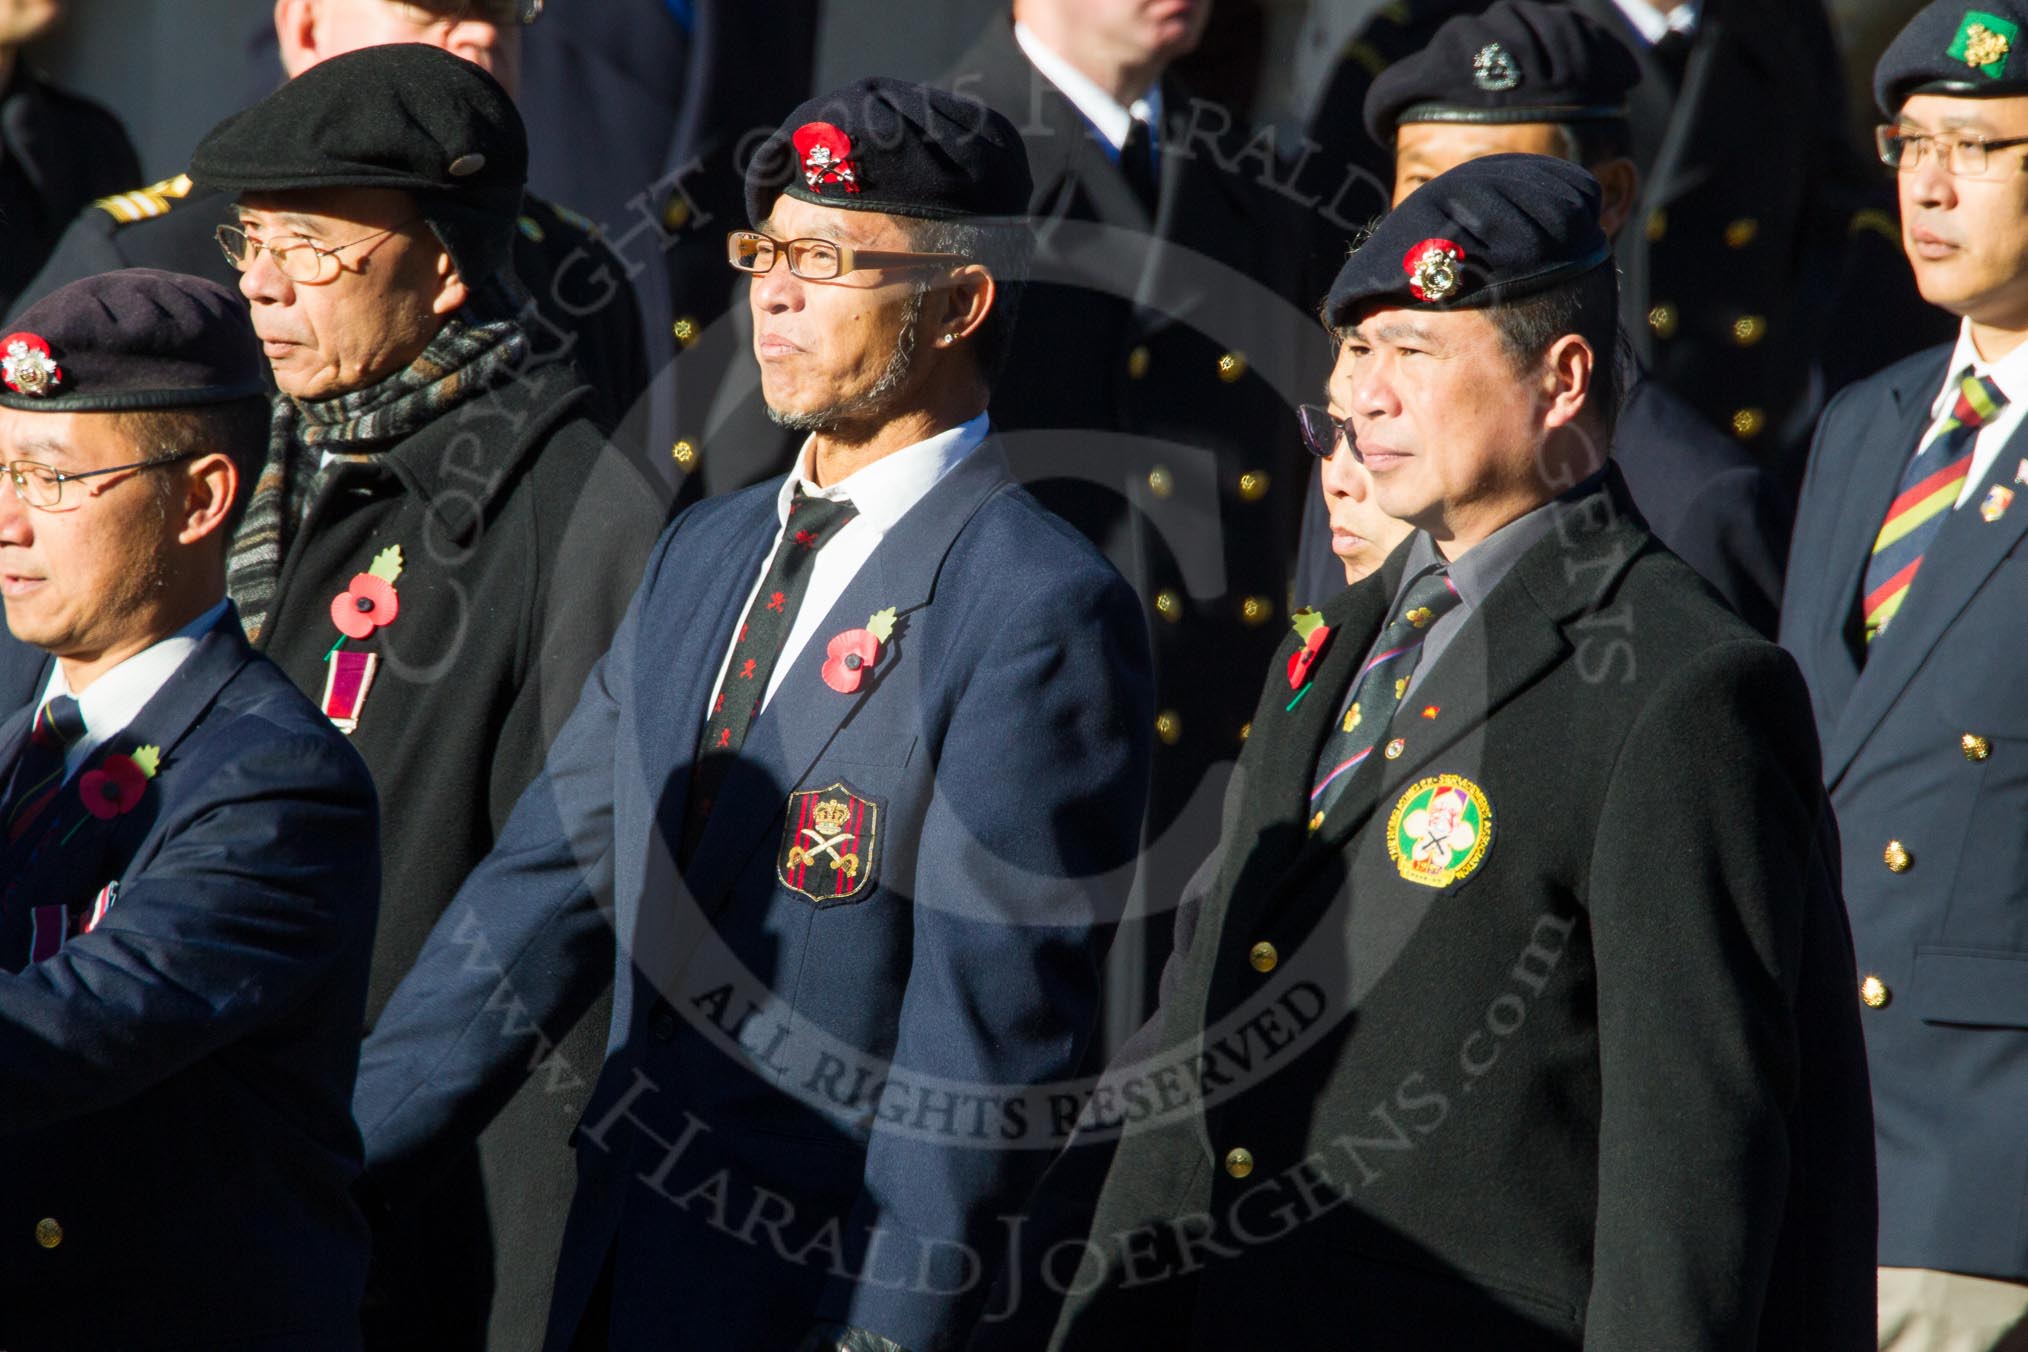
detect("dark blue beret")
[0,269,264,413]
[190,45,527,284]
[744,76,1033,225]
[1365,0,1640,145]
[1877,2,2028,113]
[1323,153,1610,328]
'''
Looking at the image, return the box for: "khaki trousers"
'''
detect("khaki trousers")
[1881,1267,2028,1352]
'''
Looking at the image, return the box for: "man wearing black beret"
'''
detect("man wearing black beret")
[187,42,665,1352]
[1290,0,1789,639]
[0,269,379,1348]
[981,153,1875,1351]
[1785,4,2028,1345]
[14,1,650,441]
[351,75,1153,1352]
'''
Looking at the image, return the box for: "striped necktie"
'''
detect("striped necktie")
[4,694,87,844]
[1308,567,1462,826]
[1863,369,2007,642]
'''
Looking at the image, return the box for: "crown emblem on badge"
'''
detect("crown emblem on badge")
[793,121,862,195]
[811,797,852,835]
[1403,239,1465,303]
[1473,42,1521,92]
[0,332,61,398]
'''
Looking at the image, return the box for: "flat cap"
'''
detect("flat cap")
[1324,153,1610,327]
[0,269,264,412]
[1365,0,1640,145]
[1877,3,2028,112]
[189,44,527,284]
[744,76,1033,225]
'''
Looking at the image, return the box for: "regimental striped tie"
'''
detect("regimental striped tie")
[1307,567,1462,826]
[3,694,86,844]
[1862,369,2008,643]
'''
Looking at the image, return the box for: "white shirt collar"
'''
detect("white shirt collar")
[1608,0,1700,46]
[775,413,991,533]
[1933,321,2028,417]
[40,599,229,770]
[1013,21,1163,151]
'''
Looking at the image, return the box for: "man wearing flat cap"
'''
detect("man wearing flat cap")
[351,75,1152,1352]
[1290,0,1789,638]
[15,1,649,439]
[980,153,1875,1352]
[1785,4,2028,1346]
[0,269,379,1349]
[185,41,664,1352]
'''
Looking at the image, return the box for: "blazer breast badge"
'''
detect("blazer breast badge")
[1386,773,1494,888]
[777,781,880,904]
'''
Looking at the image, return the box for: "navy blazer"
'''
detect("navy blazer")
[1783,343,2028,1280]
[0,626,46,715]
[1293,376,1789,634]
[355,443,1154,1352]
[0,612,380,1350]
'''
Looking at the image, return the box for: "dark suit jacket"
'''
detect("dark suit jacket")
[943,19,1326,1036]
[1782,344,2028,1281]
[0,65,139,313]
[353,442,1154,1352]
[1002,472,1875,1351]
[1293,376,1789,634]
[0,613,379,1351]
[0,628,47,715]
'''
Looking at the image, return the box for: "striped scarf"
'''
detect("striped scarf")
[228,300,529,643]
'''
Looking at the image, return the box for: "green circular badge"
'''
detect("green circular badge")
[1385,773,1493,889]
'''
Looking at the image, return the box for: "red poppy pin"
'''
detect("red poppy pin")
[79,745,159,822]
[1287,608,1332,690]
[1403,238,1465,303]
[793,121,862,195]
[330,545,404,641]
[1,331,62,397]
[823,606,897,694]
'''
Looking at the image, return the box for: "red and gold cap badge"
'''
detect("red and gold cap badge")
[1,332,62,397]
[1403,239,1465,303]
[793,121,863,196]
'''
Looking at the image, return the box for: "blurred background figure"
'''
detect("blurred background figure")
[1299,357,1416,584]
[0,0,139,313]
[943,0,1325,1055]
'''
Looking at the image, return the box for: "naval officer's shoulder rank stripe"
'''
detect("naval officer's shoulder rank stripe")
[90,173,195,226]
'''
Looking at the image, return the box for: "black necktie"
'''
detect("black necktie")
[685,490,858,856]
[1307,568,1463,826]
[1121,116,1159,215]
[4,694,86,846]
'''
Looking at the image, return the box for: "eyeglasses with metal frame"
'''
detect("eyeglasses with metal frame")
[1876,124,2028,177]
[725,230,972,282]
[3,450,204,511]
[214,218,420,286]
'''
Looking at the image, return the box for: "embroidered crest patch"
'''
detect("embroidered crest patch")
[778,781,880,903]
[1385,773,1493,888]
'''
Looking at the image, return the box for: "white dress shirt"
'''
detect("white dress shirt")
[1921,322,2028,511]
[1608,0,1700,45]
[1013,21,1163,152]
[702,415,991,724]
[38,598,230,777]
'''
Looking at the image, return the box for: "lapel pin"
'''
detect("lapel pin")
[1982,483,2015,523]
[1421,705,1441,719]
[1287,609,1332,691]
[322,545,404,734]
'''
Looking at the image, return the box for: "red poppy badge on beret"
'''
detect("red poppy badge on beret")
[794,121,862,196]
[1,332,62,398]
[1403,239,1465,303]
